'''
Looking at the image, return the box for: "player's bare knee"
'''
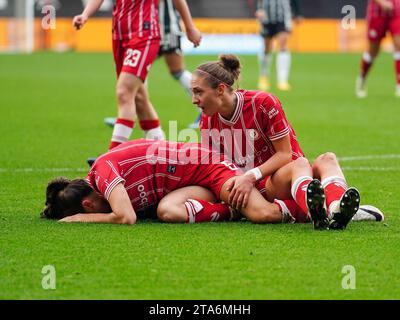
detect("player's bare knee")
[116,84,132,106]
[248,207,281,224]
[315,152,337,165]
[157,202,184,223]
[293,157,310,170]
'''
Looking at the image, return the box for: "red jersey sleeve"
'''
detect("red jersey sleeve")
[86,160,126,200]
[261,95,290,141]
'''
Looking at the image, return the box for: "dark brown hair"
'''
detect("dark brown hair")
[41,177,94,219]
[195,54,241,89]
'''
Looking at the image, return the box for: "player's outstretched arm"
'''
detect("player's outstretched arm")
[59,183,137,225]
[72,0,105,30]
[172,0,202,47]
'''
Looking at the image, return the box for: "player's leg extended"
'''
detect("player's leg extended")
[157,186,235,223]
[135,82,165,140]
[312,152,360,229]
[109,72,141,150]
[258,36,273,91]
[276,31,291,91]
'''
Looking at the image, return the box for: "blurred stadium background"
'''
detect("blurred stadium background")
[0,0,395,54]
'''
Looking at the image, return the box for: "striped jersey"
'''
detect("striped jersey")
[257,0,300,24]
[112,0,160,41]
[367,0,400,18]
[85,139,238,214]
[200,90,304,171]
[159,0,182,46]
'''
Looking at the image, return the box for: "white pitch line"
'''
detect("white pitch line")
[0,168,87,173]
[342,166,400,172]
[337,154,400,161]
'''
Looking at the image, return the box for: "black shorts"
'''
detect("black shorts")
[260,21,291,38]
[158,33,182,56]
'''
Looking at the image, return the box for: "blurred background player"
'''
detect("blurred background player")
[356,0,400,98]
[73,0,165,151]
[104,0,203,129]
[256,0,302,91]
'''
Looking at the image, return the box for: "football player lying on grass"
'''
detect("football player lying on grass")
[41,139,354,230]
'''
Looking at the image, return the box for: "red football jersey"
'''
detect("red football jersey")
[85,139,240,215]
[200,90,304,171]
[367,0,400,18]
[112,0,160,41]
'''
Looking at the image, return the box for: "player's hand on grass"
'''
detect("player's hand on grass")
[72,14,88,30]
[226,175,255,210]
[186,27,202,47]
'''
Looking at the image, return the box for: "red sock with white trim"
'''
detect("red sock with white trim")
[321,176,348,217]
[109,118,134,150]
[184,199,233,223]
[274,199,310,223]
[360,52,373,79]
[139,119,165,140]
[290,176,313,216]
[394,52,400,86]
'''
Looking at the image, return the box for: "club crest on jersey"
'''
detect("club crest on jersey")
[143,21,150,30]
[247,129,260,141]
[167,165,176,174]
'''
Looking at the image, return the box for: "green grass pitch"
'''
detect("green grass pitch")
[0,52,399,299]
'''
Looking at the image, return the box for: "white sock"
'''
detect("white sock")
[144,127,165,140]
[277,51,291,83]
[363,52,372,63]
[179,70,192,96]
[111,122,133,144]
[259,52,272,77]
[172,70,192,97]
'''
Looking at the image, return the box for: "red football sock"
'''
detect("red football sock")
[360,52,373,79]
[290,176,313,215]
[394,52,400,85]
[139,119,160,131]
[274,199,310,223]
[109,118,134,150]
[321,176,347,214]
[184,199,232,223]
